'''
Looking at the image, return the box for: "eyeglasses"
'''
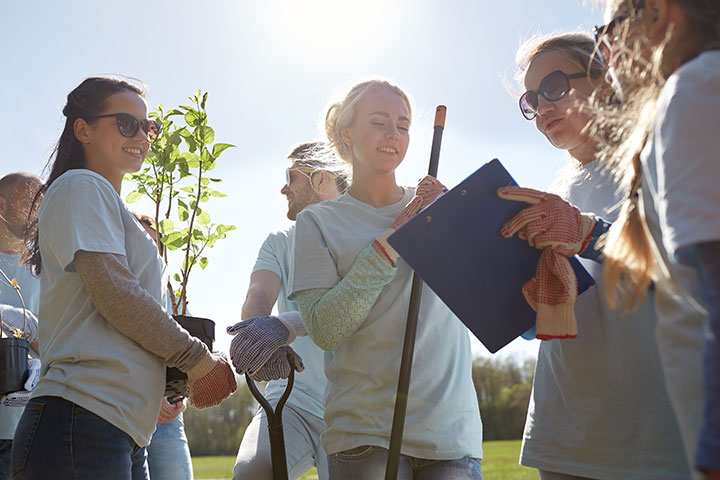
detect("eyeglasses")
[593,0,645,61]
[86,112,161,143]
[519,70,588,120]
[285,167,316,187]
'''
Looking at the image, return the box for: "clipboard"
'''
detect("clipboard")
[388,159,595,353]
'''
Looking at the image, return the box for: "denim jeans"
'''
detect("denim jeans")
[0,440,11,480]
[328,445,482,480]
[146,414,192,480]
[11,396,149,480]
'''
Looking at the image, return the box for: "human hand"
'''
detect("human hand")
[0,304,39,343]
[0,358,41,407]
[375,176,447,265]
[227,316,291,375]
[157,396,186,424]
[248,346,304,382]
[498,186,596,256]
[187,352,237,408]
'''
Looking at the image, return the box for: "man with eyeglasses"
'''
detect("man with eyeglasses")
[0,172,42,480]
[228,142,349,480]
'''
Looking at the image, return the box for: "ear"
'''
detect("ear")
[74,117,92,144]
[340,127,353,149]
[646,0,670,41]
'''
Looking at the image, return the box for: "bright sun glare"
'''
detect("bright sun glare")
[271,0,394,54]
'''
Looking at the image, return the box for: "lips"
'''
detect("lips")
[123,146,145,157]
[544,118,563,131]
[377,146,398,154]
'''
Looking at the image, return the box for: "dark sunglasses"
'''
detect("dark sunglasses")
[593,0,645,59]
[519,70,588,120]
[87,112,161,143]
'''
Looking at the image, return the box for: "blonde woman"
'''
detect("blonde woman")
[291,80,483,479]
[510,32,689,480]
[501,1,720,477]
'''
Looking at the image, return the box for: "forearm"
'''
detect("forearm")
[677,241,720,471]
[296,244,396,350]
[241,286,275,320]
[74,251,209,372]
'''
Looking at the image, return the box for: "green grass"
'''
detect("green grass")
[191,440,537,479]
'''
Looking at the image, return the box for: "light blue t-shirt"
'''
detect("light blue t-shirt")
[520,160,690,479]
[253,227,326,419]
[0,252,40,439]
[32,169,167,447]
[292,188,483,459]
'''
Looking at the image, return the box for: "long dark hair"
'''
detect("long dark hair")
[24,77,146,274]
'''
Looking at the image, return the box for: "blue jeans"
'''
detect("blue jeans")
[11,396,149,480]
[0,440,11,480]
[328,445,482,480]
[146,414,192,480]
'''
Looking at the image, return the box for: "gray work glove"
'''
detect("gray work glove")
[227,315,293,375]
[0,304,39,343]
[248,346,304,382]
[1,358,41,407]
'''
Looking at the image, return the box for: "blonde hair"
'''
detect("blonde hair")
[596,0,720,309]
[324,79,412,162]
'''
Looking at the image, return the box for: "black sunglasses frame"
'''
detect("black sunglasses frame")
[519,70,589,120]
[86,112,161,143]
[593,0,645,46]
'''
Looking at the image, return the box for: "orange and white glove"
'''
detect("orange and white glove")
[187,352,237,409]
[498,186,597,340]
[374,176,447,265]
[157,396,186,424]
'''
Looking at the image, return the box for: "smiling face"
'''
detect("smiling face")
[524,50,597,162]
[77,90,151,192]
[341,87,410,177]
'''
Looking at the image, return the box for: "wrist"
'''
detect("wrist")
[187,352,215,381]
[276,311,305,342]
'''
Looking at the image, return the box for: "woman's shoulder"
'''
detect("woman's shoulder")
[664,50,720,101]
[47,169,117,198]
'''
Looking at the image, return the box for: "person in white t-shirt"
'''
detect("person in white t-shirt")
[509,32,689,480]
[228,141,349,480]
[500,1,720,478]
[290,79,483,479]
[11,76,236,480]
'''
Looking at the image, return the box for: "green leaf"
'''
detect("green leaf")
[211,143,234,158]
[185,135,197,153]
[180,152,200,168]
[177,199,190,221]
[199,257,209,270]
[126,191,143,204]
[199,126,215,144]
[210,190,227,198]
[201,177,210,186]
[158,219,174,235]
[173,273,181,282]
[196,209,211,225]
[201,92,208,110]
[179,186,195,193]
[184,110,200,127]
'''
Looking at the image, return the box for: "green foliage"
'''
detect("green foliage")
[472,356,536,441]
[125,91,236,314]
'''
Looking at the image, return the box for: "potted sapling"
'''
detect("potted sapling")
[127,91,236,397]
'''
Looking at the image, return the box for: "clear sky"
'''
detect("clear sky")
[1,0,603,361]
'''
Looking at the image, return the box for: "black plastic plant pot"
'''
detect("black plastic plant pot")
[0,337,29,395]
[165,315,215,397]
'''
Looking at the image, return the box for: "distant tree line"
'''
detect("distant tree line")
[184,356,536,456]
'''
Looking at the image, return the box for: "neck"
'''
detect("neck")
[0,225,22,255]
[348,169,403,208]
[568,138,598,166]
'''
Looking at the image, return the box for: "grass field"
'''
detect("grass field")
[191,439,539,479]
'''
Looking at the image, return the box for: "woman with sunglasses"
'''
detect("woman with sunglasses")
[11,76,236,479]
[291,79,483,479]
[511,33,690,480]
[502,1,720,477]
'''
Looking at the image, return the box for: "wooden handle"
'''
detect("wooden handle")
[434,105,447,128]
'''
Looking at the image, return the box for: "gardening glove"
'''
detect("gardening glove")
[226,311,305,376]
[157,396,186,424]
[0,304,39,343]
[498,186,597,340]
[248,346,304,382]
[374,176,448,265]
[187,352,237,409]
[1,359,41,407]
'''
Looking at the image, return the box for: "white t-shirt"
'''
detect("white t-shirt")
[32,169,166,447]
[253,227,326,419]
[0,252,40,440]
[292,188,483,459]
[639,49,720,473]
[520,160,690,479]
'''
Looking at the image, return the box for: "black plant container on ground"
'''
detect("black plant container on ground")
[0,337,29,395]
[165,315,215,397]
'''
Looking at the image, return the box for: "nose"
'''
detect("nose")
[536,96,555,117]
[385,123,400,139]
[281,184,289,195]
